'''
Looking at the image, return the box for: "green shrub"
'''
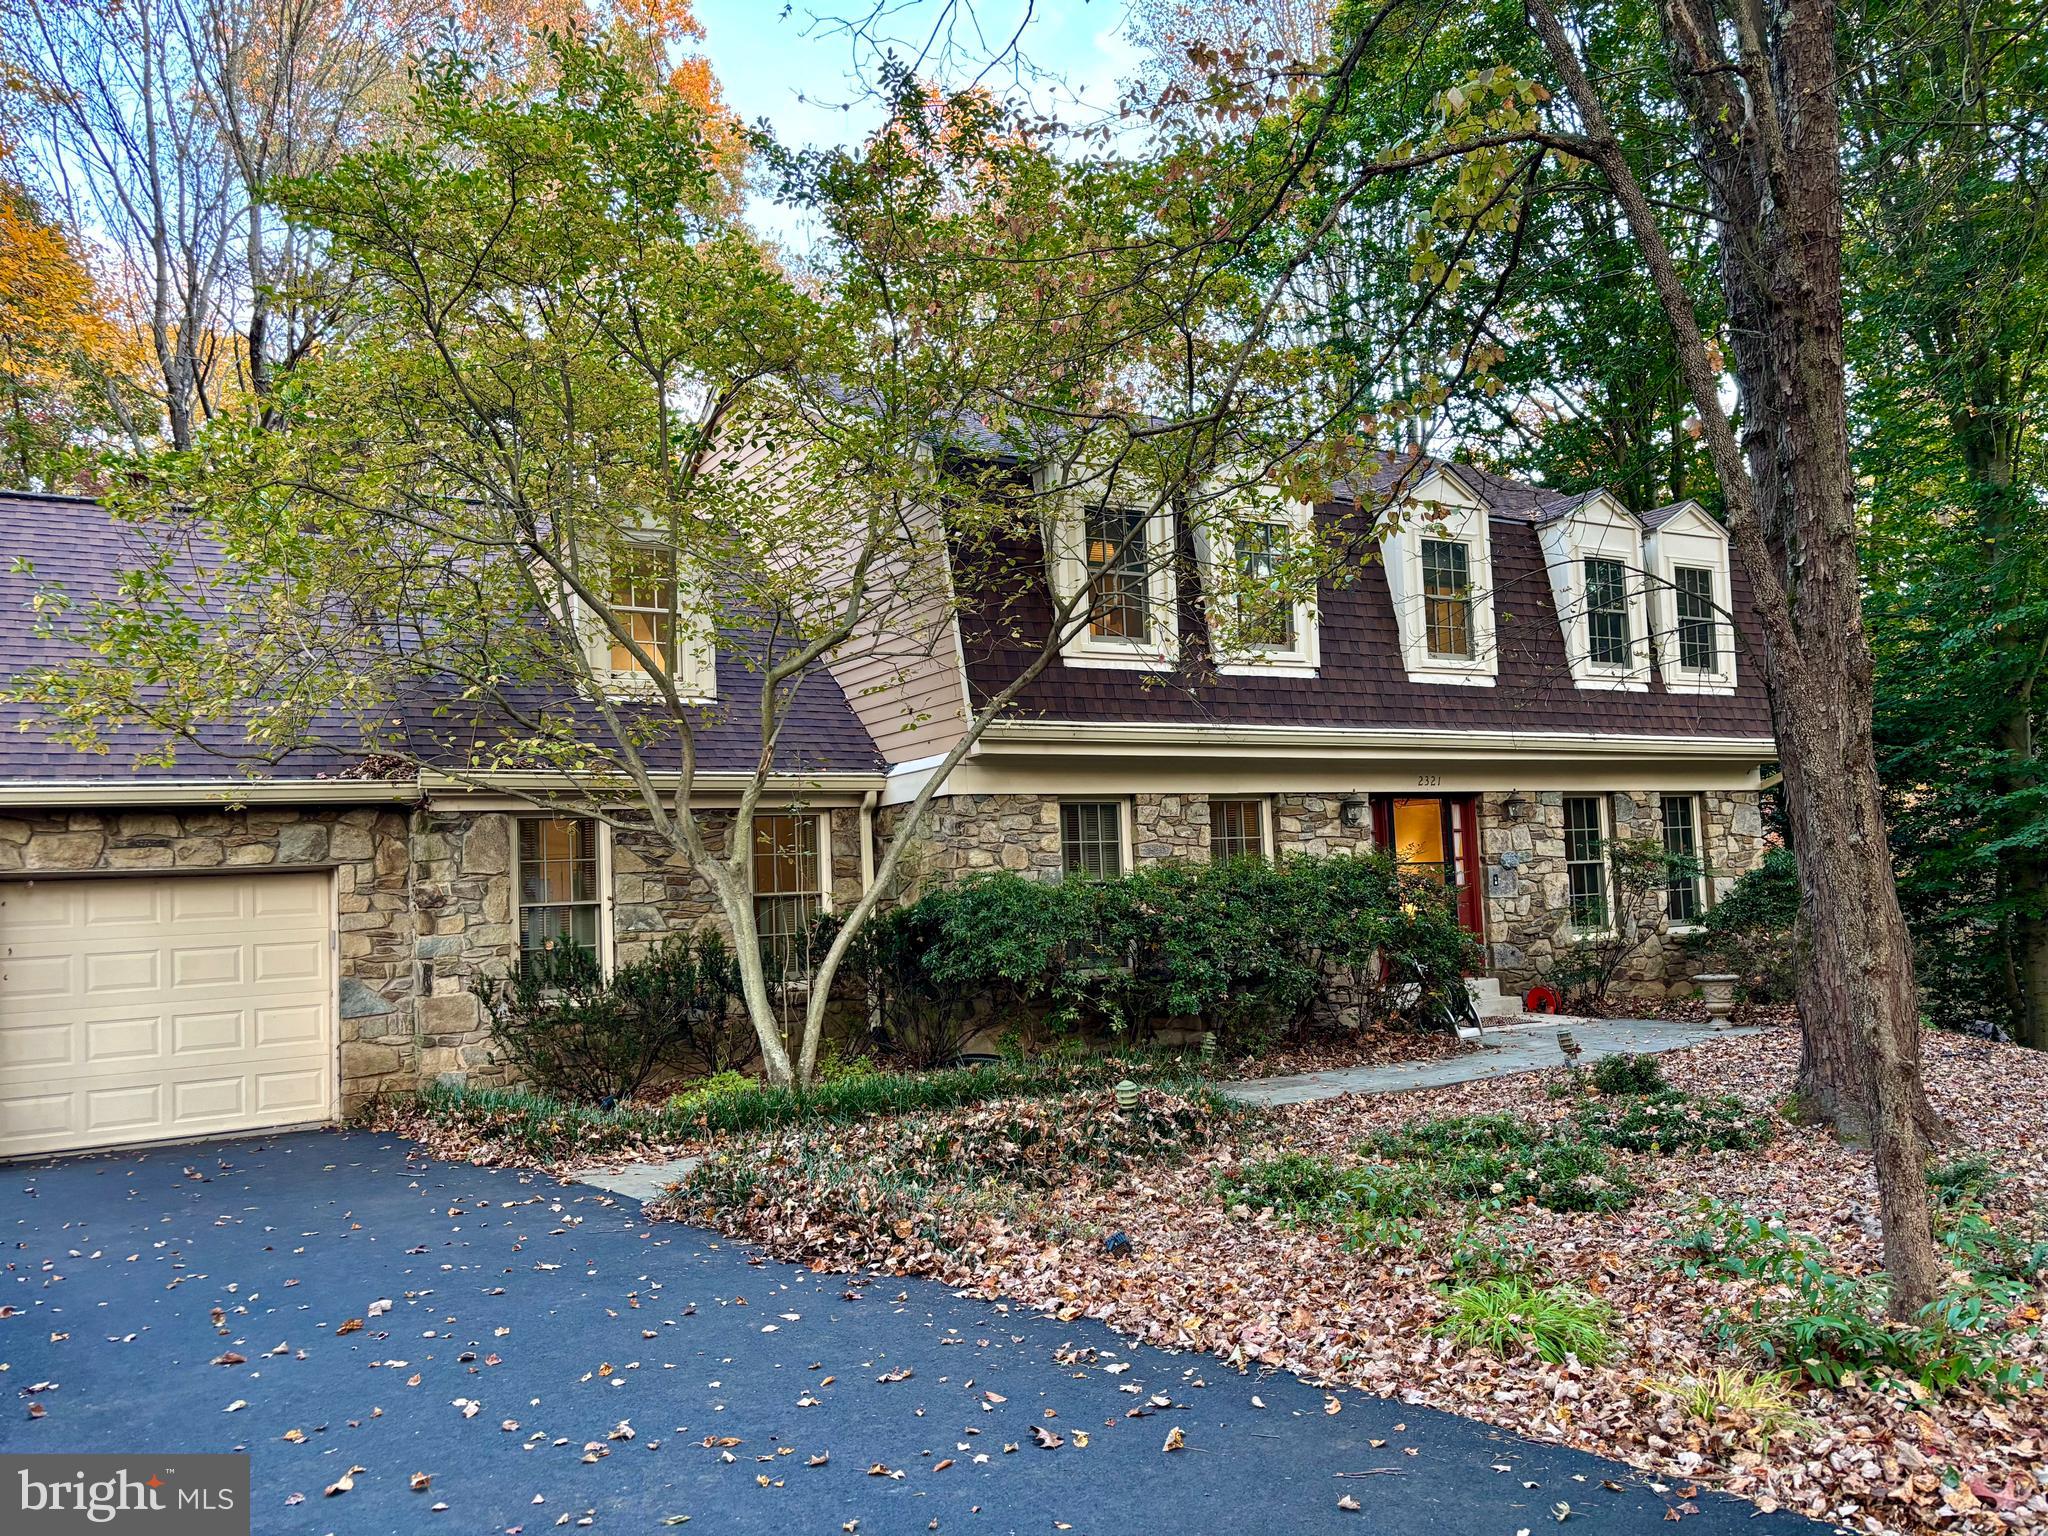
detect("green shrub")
[472,930,740,1103]
[1683,847,1800,1003]
[1218,1152,1343,1222]
[898,854,1477,1043]
[1440,1220,1542,1284]
[1528,1137,1637,1213]
[1670,1199,2039,1396]
[817,900,979,1069]
[1576,1089,1772,1155]
[1589,1052,1668,1096]
[1342,1213,1425,1257]
[1437,1278,1615,1364]
[1926,1155,2001,1210]
[666,1070,754,1116]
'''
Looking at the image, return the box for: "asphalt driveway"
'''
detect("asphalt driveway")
[2,1130,1822,1535]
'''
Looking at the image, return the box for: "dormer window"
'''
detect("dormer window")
[1084,506,1156,642]
[1584,556,1631,667]
[1202,495,1319,676]
[1380,468,1496,686]
[1640,499,1737,693]
[1536,490,1651,691]
[1235,520,1295,647]
[580,541,716,701]
[1674,567,1718,672]
[610,547,677,676]
[1045,469,1180,670]
[1421,538,1473,658]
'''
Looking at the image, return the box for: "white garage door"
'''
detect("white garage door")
[0,871,335,1158]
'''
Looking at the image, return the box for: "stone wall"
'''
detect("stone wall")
[886,785,1764,1002]
[1479,787,1768,1003]
[881,789,1380,898]
[0,805,416,1110]
[407,808,868,1086]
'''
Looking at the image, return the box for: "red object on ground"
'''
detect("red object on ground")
[1523,983,1562,1014]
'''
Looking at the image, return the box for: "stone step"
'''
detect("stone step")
[1466,975,1523,1020]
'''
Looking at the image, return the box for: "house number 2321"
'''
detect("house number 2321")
[1416,773,1442,788]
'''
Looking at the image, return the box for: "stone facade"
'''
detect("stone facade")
[0,801,868,1117]
[887,785,1765,1002]
[0,784,1762,1128]
[1478,787,1767,1002]
[0,805,416,1108]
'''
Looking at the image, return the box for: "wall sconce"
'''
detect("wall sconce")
[1502,792,1530,823]
[1340,797,1370,828]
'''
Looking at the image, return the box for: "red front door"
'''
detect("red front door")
[1372,794,1485,938]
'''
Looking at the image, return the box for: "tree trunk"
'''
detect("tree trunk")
[1523,0,1945,1314]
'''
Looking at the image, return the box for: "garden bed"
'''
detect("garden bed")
[361,1053,1211,1171]
[660,1025,2048,1536]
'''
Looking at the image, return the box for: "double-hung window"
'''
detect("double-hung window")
[1661,794,1707,923]
[1061,801,1124,879]
[1563,795,1610,932]
[609,545,675,678]
[1084,507,1153,642]
[1210,798,1267,862]
[1583,558,1631,667]
[1674,566,1718,673]
[1421,538,1474,659]
[517,817,601,971]
[1233,521,1295,647]
[752,814,824,971]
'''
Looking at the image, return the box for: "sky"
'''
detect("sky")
[691,0,1144,244]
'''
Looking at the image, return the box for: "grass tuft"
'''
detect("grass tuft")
[1644,1368,1815,1443]
[1436,1277,1615,1364]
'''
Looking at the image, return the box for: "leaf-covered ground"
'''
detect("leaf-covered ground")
[659,1027,2048,1536]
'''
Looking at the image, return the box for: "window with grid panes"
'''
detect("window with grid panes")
[1234,521,1294,646]
[1083,506,1152,640]
[1674,566,1718,672]
[1563,795,1610,930]
[1661,794,1706,922]
[1421,538,1473,658]
[609,545,675,677]
[1583,557,1630,666]
[1210,798,1266,861]
[1060,801,1124,878]
[517,818,600,970]
[752,813,822,971]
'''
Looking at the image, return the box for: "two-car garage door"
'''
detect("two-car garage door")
[0,872,335,1159]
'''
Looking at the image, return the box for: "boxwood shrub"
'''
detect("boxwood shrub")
[840,852,1477,1048]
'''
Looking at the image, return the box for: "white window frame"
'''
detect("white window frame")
[1200,496,1320,677]
[1208,795,1272,861]
[1538,492,1652,691]
[578,539,717,703]
[1059,799,1131,878]
[513,815,615,974]
[1659,792,1709,931]
[1380,469,1498,686]
[1642,501,1738,694]
[1042,467,1180,671]
[751,810,832,969]
[1561,793,1614,937]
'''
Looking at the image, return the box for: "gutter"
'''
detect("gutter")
[974,720,1778,759]
[0,779,423,809]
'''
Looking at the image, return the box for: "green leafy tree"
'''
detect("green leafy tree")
[13,38,1378,1086]
[1848,0,2048,1045]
